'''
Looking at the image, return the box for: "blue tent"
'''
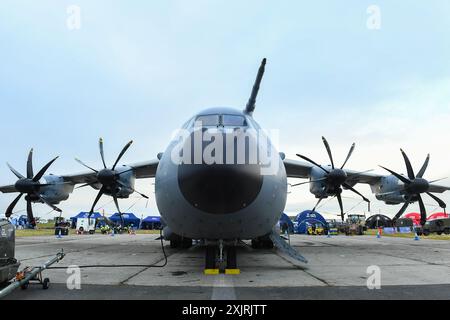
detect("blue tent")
[279,213,295,234]
[295,210,328,234]
[140,216,162,230]
[14,215,35,229]
[109,213,140,228]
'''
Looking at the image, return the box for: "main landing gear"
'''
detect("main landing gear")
[251,235,274,249]
[170,235,193,249]
[204,240,240,275]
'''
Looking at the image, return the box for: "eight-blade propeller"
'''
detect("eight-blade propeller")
[4,149,61,227]
[296,137,370,222]
[75,138,148,225]
[380,149,446,226]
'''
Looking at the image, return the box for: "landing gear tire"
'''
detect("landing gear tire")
[205,246,217,270]
[170,240,179,248]
[181,238,193,249]
[43,278,50,290]
[170,237,192,249]
[251,236,274,249]
[226,246,237,270]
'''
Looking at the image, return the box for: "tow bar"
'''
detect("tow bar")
[0,250,66,299]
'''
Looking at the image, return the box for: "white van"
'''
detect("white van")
[76,218,96,234]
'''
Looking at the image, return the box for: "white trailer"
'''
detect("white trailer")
[76,218,96,234]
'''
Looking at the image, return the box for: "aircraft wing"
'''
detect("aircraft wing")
[62,159,160,185]
[283,159,314,179]
[128,159,160,179]
[0,184,18,193]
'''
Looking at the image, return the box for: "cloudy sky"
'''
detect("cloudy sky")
[1,1,450,220]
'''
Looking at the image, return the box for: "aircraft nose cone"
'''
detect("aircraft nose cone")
[178,164,264,214]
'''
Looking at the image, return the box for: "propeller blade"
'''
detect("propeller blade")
[27,149,34,179]
[379,166,411,184]
[112,193,125,226]
[417,194,427,226]
[426,192,446,211]
[38,195,62,212]
[26,200,36,227]
[89,187,106,213]
[377,190,404,197]
[393,197,411,221]
[429,177,448,184]
[99,138,107,169]
[33,156,59,182]
[75,182,97,189]
[5,193,23,218]
[336,192,344,222]
[117,180,149,199]
[7,163,25,180]
[311,197,323,212]
[322,137,335,169]
[112,141,133,170]
[296,154,329,174]
[346,169,375,180]
[340,143,355,170]
[75,158,98,173]
[417,154,430,178]
[117,168,135,176]
[291,178,327,187]
[400,149,415,180]
[343,183,370,210]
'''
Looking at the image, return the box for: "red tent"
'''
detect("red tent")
[427,212,448,220]
[404,213,421,225]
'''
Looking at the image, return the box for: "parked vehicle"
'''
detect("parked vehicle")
[422,218,450,236]
[343,214,366,236]
[76,218,96,234]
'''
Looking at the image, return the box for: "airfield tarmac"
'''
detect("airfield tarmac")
[3,234,450,300]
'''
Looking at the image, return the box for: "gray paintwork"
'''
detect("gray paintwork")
[155,108,287,240]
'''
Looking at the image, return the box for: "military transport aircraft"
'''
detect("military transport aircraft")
[1,59,450,272]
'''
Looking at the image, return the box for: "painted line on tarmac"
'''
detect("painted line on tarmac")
[211,274,237,300]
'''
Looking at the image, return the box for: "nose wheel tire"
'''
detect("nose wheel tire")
[226,246,237,270]
[205,246,217,270]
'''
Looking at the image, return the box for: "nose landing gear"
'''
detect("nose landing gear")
[204,241,240,275]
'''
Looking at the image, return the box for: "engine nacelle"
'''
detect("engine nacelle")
[114,165,136,199]
[309,166,328,198]
[372,175,406,205]
[39,174,74,204]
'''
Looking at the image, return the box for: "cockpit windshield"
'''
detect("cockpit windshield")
[196,115,220,127]
[222,115,247,127]
[195,114,247,128]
